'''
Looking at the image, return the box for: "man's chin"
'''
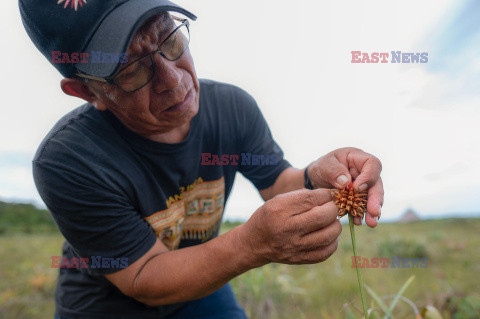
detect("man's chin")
[152,103,197,129]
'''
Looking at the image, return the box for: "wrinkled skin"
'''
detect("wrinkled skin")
[61,12,200,144]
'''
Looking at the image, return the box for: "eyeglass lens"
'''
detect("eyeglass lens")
[114,22,190,92]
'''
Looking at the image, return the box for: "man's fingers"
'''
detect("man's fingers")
[310,154,352,189]
[298,238,339,264]
[351,154,382,191]
[349,166,361,180]
[352,177,383,227]
[364,178,383,227]
[298,219,342,251]
[309,188,335,207]
[270,188,333,216]
[294,202,338,234]
[353,215,362,225]
[365,213,378,227]
[366,177,384,216]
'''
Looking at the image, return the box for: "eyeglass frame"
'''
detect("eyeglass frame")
[75,16,190,93]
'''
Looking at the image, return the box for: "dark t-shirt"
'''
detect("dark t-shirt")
[33,79,291,318]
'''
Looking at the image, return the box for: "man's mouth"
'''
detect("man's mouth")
[163,89,193,113]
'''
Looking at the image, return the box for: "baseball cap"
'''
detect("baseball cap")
[19,0,197,78]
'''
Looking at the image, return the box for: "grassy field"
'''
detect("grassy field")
[1,218,479,318]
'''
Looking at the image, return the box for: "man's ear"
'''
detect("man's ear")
[60,78,107,111]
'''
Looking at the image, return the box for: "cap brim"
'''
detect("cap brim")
[75,0,196,78]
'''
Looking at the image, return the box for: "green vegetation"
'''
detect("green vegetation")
[0,201,57,234]
[1,202,479,318]
[226,218,480,319]
[446,296,480,319]
[378,237,429,259]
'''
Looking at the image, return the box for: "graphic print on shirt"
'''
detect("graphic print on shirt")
[144,177,225,250]
[57,0,87,11]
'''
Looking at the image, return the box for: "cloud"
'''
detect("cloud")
[0,150,43,206]
[2,0,479,221]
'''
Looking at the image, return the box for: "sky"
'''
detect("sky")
[1,0,479,221]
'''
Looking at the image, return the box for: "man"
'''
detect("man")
[20,0,383,318]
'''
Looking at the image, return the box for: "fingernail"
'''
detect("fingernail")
[378,205,382,220]
[358,184,368,192]
[374,216,378,223]
[337,175,349,187]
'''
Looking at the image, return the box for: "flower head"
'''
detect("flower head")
[333,184,368,218]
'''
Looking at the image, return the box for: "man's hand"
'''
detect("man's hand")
[307,147,383,227]
[238,188,341,266]
[105,188,340,306]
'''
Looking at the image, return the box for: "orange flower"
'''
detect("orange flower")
[333,185,368,218]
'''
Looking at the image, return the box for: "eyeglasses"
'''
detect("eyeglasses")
[76,16,190,93]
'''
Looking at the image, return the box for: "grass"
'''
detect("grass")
[1,218,479,318]
[0,233,63,318]
[228,218,480,319]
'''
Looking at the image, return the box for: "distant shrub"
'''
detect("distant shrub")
[0,201,58,234]
[221,220,244,229]
[378,238,428,259]
[428,231,444,241]
[0,223,7,234]
[447,295,480,319]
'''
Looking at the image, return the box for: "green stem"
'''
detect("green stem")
[348,214,369,318]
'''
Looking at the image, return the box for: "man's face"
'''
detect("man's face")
[87,13,200,138]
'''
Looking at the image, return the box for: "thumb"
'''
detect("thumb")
[310,155,352,189]
[331,169,352,189]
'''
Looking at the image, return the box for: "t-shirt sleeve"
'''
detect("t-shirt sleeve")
[32,160,157,276]
[234,88,291,190]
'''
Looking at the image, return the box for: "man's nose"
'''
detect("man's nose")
[151,52,182,93]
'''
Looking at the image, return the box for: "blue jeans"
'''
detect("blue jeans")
[55,283,247,319]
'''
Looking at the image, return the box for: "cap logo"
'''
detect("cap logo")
[57,0,87,11]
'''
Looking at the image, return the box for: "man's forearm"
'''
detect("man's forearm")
[132,224,263,306]
[259,167,305,201]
